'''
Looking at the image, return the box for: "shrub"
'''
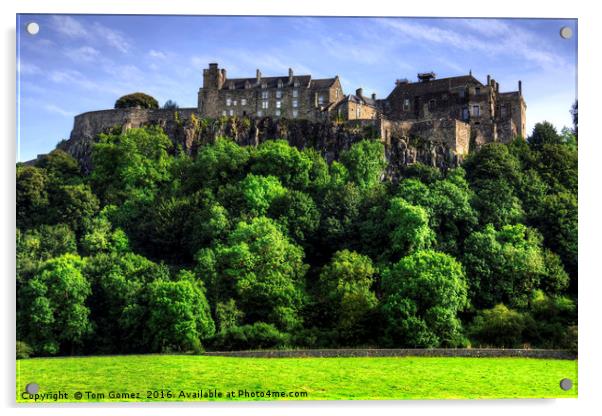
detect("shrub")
[210,322,290,351]
[16,341,33,359]
[114,92,159,109]
[468,304,528,348]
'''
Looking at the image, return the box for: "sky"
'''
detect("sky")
[16,15,577,162]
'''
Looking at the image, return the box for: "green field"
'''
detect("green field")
[17,355,578,402]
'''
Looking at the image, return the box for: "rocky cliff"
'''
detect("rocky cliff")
[57,108,466,179]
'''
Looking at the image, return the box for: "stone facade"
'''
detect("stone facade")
[198,63,343,122]
[383,72,526,145]
[332,88,379,121]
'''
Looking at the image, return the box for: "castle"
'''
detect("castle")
[53,62,526,175]
[197,63,526,145]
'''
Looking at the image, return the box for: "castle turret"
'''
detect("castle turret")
[203,63,226,90]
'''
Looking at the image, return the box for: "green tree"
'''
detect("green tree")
[462,224,557,309]
[340,139,386,189]
[34,149,82,185]
[85,252,170,353]
[381,250,468,347]
[318,250,377,342]
[16,165,48,229]
[250,140,313,189]
[528,121,561,149]
[196,217,307,331]
[238,174,287,217]
[385,197,435,259]
[90,126,173,204]
[114,92,159,109]
[468,304,529,348]
[146,271,215,353]
[268,190,320,244]
[20,254,91,355]
[48,184,99,234]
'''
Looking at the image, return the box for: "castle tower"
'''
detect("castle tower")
[198,63,226,117]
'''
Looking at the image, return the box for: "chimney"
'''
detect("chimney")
[371,93,376,100]
[487,74,491,85]
[256,69,262,83]
[518,80,522,95]
[288,68,294,84]
[496,82,499,93]
[356,88,363,97]
[221,68,227,80]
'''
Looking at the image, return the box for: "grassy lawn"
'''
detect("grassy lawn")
[17,354,577,402]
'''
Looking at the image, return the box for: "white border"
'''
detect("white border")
[2,1,600,415]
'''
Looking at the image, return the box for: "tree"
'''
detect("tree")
[528,121,562,149]
[16,165,48,229]
[381,250,468,347]
[238,174,287,217]
[85,252,170,353]
[90,126,173,204]
[385,197,435,259]
[268,190,320,244]
[196,217,307,331]
[20,254,91,355]
[146,271,215,353]
[318,250,377,342]
[250,140,313,189]
[340,139,386,189]
[48,184,99,234]
[35,149,81,185]
[184,137,250,192]
[114,92,159,109]
[462,224,559,309]
[163,99,179,109]
[468,304,528,348]
[80,211,130,256]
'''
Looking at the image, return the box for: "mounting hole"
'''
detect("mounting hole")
[560,26,572,39]
[559,378,573,391]
[25,22,40,36]
[25,383,39,394]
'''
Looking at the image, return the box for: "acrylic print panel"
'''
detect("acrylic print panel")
[16,14,578,403]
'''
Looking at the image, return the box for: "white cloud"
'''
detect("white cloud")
[148,50,167,60]
[64,46,100,62]
[18,62,42,75]
[50,15,87,38]
[92,22,130,53]
[44,104,74,117]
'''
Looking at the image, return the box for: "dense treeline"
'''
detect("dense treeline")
[16,119,577,357]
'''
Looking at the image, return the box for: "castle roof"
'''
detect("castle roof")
[333,93,378,110]
[222,75,337,90]
[387,74,483,99]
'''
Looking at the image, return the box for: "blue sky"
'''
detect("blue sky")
[17,15,577,162]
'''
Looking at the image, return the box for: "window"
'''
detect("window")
[275,109,281,116]
[261,91,269,99]
[241,98,247,106]
[229,109,234,116]
[294,80,300,87]
[335,90,339,99]
[292,89,299,98]
[229,83,235,90]
[462,107,469,120]
[222,110,227,116]
[257,110,263,117]
[292,109,299,118]
[459,90,465,98]
[356,106,361,119]
[318,95,325,105]
[233,100,237,106]
[276,90,282,99]
[403,98,410,111]
[262,100,269,109]
[475,87,481,95]
[471,105,480,117]
[428,99,436,110]
[276,101,281,109]
[261,82,267,89]
[500,105,507,118]
[292,99,298,108]
[278,80,283,88]
[226,98,231,106]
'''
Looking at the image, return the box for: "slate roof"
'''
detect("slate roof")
[386,74,483,99]
[221,75,337,90]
